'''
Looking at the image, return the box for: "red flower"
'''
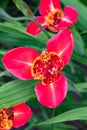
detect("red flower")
[26,0,78,35]
[2,30,74,108]
[0,103,32,130]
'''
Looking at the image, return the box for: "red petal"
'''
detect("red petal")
[39,0,61,16]
[58,6,78,29]
[26,16,48,35]
[2,47,40,80]
[46,30,74,66]
[35,74,68,108]
[13,103,32,128]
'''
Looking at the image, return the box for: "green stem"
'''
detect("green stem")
[50,108,56,130]
[12,0,50,39]
[0,16,29,21]
[51,108,56,117]
[33,18,51,39]
[40,106,49,120]
[13,16,29,21]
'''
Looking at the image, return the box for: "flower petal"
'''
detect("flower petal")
[2,47,40,80]
[13,103,32,128]
[26,16,48,35]
[46,30,74,66]
[39,0,61,16]
[35,74,68,108]
[57,6,78,29]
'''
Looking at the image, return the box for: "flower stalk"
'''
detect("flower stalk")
[12,0,50,39]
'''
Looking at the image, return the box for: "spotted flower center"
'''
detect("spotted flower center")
[0,108,13,130]
[32,52,64,84]
[45,8,64,32]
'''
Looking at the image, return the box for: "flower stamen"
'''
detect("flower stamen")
[45,8,64,32]
[32,52,64,84]
[0,108,13,129]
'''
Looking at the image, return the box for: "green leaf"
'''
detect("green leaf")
[0,79,38,109]
[72,27,85,55]
[0,7,31,21]
[0,22,34,39]
[68,81,87,93]
[36,32,54,43]
[75,82,87,92]
[72,52,87,66]
[0,7,13,20]
[0,32,44,52]
[55,123,76,130]
[36,107,87,125]
[12,0,35,20]
[12,0,50,39]
[0,22,45,51]
[0,71,9,77]
[61,0,87,30]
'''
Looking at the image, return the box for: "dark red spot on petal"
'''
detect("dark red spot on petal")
[45,9,64,32]
[0,108,13,130]
[32,52,64,84]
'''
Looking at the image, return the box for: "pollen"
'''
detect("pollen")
[0,108,13,130]
[45,8,64,32]
[32,52,64,84]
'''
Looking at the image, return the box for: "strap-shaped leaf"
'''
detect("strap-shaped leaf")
[36,107,87,125]
[72,27,85,56]
[12,0,35,20]
[0,7,29,21]
[0,22,45,51]
[0,7,13,20]
[12,0,50,39]
[72,52,87,66]
[75,82,87,92]
[0,79,38,109]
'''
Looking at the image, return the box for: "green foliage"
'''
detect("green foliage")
[36,107,87,125]
[12,0,35,20]
[0,0,87,130]
[0,79,38,109]
[0,0,9,9]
